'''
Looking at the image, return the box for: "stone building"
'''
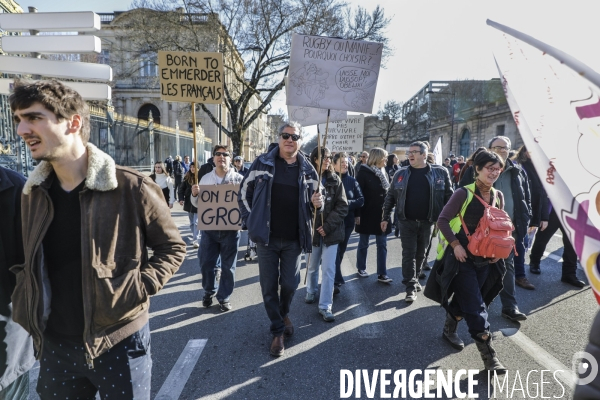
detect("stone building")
[399,79,521,158]
[83,9,266,161]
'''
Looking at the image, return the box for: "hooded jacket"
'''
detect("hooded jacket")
[12,143,186,361]
[238,145,319,252]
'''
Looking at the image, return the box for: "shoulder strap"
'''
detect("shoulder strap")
[465,187,491,209]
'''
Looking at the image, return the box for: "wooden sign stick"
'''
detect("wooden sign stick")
[192,102,198,184]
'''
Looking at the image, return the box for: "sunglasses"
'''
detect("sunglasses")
[280,133,301,141]
[214,151,231,157]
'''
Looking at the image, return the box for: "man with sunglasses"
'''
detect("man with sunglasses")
[233,156,249,176]
[191,145,244,312]
[355,151,369,173]
[481,136,532,321]
[382,141,453,303]
[239,121,322,357]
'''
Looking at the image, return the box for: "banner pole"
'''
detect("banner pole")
[305,109,331,283]
[192,102,198,184]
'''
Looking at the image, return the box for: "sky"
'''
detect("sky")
[19,0,600,120]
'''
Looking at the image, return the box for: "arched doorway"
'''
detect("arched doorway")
[459,129,470,157]
[138,104,161,125]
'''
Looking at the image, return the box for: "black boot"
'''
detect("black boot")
[442,313,464,350]
[475,333,506,373]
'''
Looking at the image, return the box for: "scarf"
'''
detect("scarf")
[369,165,390,190]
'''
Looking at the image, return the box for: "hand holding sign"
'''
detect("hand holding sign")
[197,184,242,231]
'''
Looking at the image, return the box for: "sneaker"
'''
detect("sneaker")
[319,309,335,322]
[357,270,369,278]
[249,249,257,259]
[405,291,417,303]
[202,296,213,308]
[219,301,232,312]
[418,271,426,280]
[333,286,340,295]
[305,293,316,304]
[193,241,199,249]
[378,275,393,283]
[414,282,423,292]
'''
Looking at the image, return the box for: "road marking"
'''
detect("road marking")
[543,251,563,262]
[155,339,208,400]
[196,377,262,399]
[500,328,576,388]
[339,254,385,339]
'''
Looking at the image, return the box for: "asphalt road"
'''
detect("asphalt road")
[29,204,598,399]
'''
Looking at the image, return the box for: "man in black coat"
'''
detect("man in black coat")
[382,141,453,303]
[0,167,34,399]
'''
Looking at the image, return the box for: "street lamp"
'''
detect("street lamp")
[427,89,456,154]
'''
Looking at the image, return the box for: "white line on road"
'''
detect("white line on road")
[543,251,563,262]
[500,328,576,388]
[195,377,262,400]
[155,339,208,400]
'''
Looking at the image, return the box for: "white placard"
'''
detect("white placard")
[318,115,364,152]
[287,106,347,127]
[0,79,111,100]
[286,34,383,113]
[0,56,112,81]
[2,36,101,54]
[0,12,100,32]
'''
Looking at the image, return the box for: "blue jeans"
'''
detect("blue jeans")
[307,237,338,312]
[397,220,434,291]
[514,234,526,279]
[256,236,302,336]
[499,238,518,311]
[334,222,355,285]
[199,230,241,303]
[188,212,200,241]
[357,232,387,275]
[446,262,491,340]
[37,323,152,400]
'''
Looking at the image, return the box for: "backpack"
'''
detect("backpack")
[459,188,517,259]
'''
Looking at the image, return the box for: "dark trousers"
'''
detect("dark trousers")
[199,230,241,303]
[529,208,578,276]
[514,234,526,279]
[174,176,182,201]
[256,236,301,336]
[446,262,491,340]
[334,221,355,286]
[397,220,434,291]
[37,323,152,400]
[0,373,28,400]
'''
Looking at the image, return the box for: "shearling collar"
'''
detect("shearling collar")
[23,143,118,195]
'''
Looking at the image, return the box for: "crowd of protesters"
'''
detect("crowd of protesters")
[0,79,593,399]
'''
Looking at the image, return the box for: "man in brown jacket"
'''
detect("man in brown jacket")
[9,79,186,399]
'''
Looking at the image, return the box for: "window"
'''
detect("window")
[139,52,157,77]
[496,124,505,136]
[99,49,110,65]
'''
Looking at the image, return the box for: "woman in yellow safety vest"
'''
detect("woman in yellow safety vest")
[432,149,508,373]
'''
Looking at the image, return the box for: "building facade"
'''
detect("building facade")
[399,79,521,158]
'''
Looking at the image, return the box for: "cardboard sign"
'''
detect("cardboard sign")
[158,51,223,103]
[287,105,347,127]
[197,184,241,231]
[286,34,383,113]
[317,115,364,152]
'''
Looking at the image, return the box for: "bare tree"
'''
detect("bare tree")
[374,100,402,148]
[122,0,391,155]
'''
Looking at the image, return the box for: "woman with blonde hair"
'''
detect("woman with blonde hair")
[355,147,392,282]
[149,161,174,208]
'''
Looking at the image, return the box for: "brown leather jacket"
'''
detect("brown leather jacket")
[11,143,186,361]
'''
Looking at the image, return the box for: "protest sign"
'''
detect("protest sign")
[317,115,364,152]
[285,77,347,126]
[197,184,241,231]
[158,51,223,103]
[287,105,347,127]
[286,34,383,113]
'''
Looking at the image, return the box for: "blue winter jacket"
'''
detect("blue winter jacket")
[238,145,320,253]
